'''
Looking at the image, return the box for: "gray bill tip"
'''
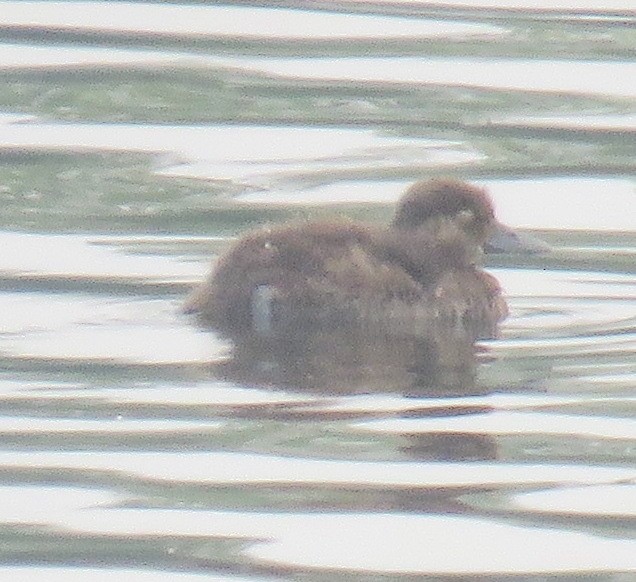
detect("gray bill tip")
[485,222,551,254]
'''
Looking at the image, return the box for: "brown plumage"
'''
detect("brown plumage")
[184,178,539,338]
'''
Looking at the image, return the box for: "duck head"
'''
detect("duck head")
[391,178,548,255]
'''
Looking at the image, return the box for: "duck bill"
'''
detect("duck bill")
[485,221,550,254]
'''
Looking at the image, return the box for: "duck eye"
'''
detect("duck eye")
[458,209,475,223]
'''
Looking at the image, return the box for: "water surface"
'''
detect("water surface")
[0,1,634,580]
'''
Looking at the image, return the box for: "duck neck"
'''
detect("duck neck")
[380,225,476,287]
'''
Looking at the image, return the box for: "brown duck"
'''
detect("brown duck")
[184,178,546,339]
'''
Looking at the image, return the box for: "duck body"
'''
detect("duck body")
[184,179,537,339]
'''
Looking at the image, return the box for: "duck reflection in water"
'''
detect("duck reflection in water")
[184,178,547,394]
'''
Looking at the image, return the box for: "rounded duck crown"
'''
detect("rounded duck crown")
[391,178,495,247]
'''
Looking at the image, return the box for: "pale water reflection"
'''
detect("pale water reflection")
[3,484,635,576]
[3,484,635,575]
[0,1,506,40]
[355,410,636,439]
[0,416,219,434]
[0,231,199,279]
[511,484,636,517]
[0,567,264,582]
[0,486,123,523]
[0,122,480,186]
[0,43,185,69]
[1,451,633,488]
[226,56,636,98]
[369,0,635,11]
